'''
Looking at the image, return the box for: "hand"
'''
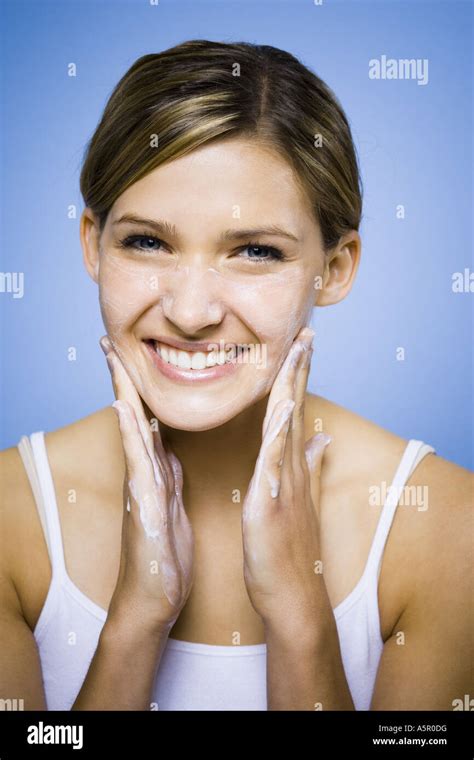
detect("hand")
[100,335,195,633]
[241,327,331,632]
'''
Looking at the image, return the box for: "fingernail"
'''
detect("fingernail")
[99,335,112,355]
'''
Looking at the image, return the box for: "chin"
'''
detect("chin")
[144,386,270,433]
[144,403,239,432]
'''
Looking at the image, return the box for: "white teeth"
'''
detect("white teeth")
[154,341,244,370]
[177,350,191,370]
[191,352,207,370]
[206,350,218,367]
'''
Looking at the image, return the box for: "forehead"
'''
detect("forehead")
[109,137,316,235]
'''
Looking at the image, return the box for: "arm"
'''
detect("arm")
[0,444,172,712]
[2,335,195,712]
[263,458,472,711]
[0,445,173,713]
[241,327,472,711]
[0,447,47,710]
[71,607,171,711]
[72,338,195,710]
[370,462,473,710]
[0,568,171,712]
[264,609,354,710]
[0,566,47,711]
[241,327,354,710]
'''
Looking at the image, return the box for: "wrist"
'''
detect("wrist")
[99,616,171,666]
[104,597,174,646]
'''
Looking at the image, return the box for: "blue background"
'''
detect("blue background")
[1,0,472,469]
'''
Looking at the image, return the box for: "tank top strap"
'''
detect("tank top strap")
[365,439,436,581]
[17,431,68,581]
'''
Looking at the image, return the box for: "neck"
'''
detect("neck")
[151,396,270,510]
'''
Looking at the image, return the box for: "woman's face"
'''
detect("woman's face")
[84,138,332,431]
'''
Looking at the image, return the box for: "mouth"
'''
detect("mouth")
[143,339,248,384]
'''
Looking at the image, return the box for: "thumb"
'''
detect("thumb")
[305,432,332,476]
[167,448,184,497]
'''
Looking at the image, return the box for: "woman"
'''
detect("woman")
[0,39,471,711]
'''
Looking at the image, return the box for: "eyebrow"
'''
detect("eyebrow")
[113,214,300,243]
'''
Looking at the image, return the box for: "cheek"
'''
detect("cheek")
[98,256,315,388]
[98,253,158,333]
[220,269,315,356]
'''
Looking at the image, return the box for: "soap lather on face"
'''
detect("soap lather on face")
[95,139,324,432]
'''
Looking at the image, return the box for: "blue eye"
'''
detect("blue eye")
[239,243,285,263]
[118,234,286,264]
[119,234,163,252]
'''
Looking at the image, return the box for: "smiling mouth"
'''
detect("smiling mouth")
[144,339,249,371]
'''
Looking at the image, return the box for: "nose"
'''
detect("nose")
[160,263,225,335]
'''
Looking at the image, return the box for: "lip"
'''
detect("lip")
[143,339,240,384]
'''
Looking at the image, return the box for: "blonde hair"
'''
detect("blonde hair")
[80,39,362,251]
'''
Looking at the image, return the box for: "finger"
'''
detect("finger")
[305,432,331,473]
[112,400,161,514]
[265,330,314,488]
[166,449,183,523]
[100,335,167,484]
[100,336,119,398]
[166,449,193,541]
[245,399,295,513]
[261,338,309,493]
[114,399,172,545]
[262,327,314,439]
[101,336,152,446]
[291,343,314,472]
[143,399,174,486]
[167,448,183,497]
[152,428,173,483]
[305,432,332,507]
[107,349,159,468]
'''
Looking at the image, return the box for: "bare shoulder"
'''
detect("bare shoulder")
[0,440,50,635]
[0,443,40,577]
[0,406,119,520]
[44,406,123,494]
[305,390,472,507]
[303,391,410,487]
[0,408,122,628]
[304,392,473,632]
[395,448,473,602]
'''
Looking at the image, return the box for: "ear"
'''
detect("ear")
[315,230,361,307]
[80,208,102,284]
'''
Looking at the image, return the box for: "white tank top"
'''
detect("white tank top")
[17,431,435,711]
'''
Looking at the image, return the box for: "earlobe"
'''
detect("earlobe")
[80,208,101,284]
